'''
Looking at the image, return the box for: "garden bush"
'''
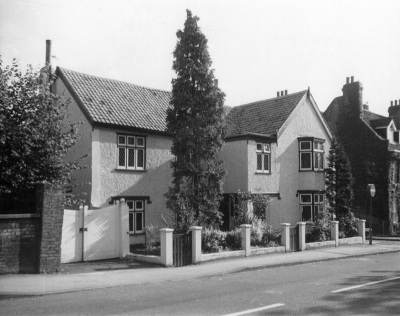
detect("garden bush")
[201,229,227,253]
[250,218,281,247]
[338,212,359,238]
[306,220,331,243]
[225,228,241,250]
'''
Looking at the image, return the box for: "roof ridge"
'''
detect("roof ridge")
[363,109,386,119]
[233,90,308,109]
[57,67,172,94]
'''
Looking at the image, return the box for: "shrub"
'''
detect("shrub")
[144,225,159,251]
[201,229,227,253]
[306,221,331,243]
[338,212,359,238]
[250,218,281,247]
[225,228,241,250]
[306,207,331,243]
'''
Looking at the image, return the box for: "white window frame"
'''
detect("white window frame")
[256,143,271,173]
[299,141,312,171]
[300,193,324,222]
[299,138,325,171]
[117,134,145,170]
[313,141,324,171]
[126,199,145,234]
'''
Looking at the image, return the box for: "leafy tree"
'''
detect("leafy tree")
[165,10,226,227]
[0,58,87,205]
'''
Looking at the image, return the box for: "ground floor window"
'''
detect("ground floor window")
[111,196,148,234]
[126,200,145,234]
[299,192,324,222]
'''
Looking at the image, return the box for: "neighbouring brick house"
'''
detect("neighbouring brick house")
[219,90,332,230]
[53,67,175,246]
[323,77,400,234]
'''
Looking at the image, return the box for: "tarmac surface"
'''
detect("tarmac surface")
[1,238,400,300]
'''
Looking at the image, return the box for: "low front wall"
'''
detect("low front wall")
[127,253,161,265]
[251,246,285,256]
[306,240,336,250]
[0,215,41,273]
[201,250,245,262]
[306,236,364,250]
[338,236,363,245]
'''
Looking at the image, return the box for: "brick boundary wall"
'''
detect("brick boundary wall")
[0,216,41,273]
[0,183,65,274]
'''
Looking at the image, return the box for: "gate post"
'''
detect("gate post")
[330,221,339,247]
[160,228,173,267]
[119,198,129,258]
[280,223,291,252]
[357,220,366,243]
[240,224,251,257]
[189,226,202,264]
[297,222,306,251]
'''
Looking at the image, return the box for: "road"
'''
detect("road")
[1,250,399,315]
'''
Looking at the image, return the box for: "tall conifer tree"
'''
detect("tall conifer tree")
[165,10,226,228]
[325,138,354,217]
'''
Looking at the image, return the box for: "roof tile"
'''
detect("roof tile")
[226,91,307,137]
[59,67,171,132]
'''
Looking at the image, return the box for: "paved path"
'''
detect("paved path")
[1,241,400,299]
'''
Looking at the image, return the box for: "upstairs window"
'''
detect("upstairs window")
[117,135,145,170]
[256,143,271,173]
[314,141,324,171]
[298,138,325,171]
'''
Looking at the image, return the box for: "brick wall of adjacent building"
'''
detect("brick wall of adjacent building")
[324,80,392,222]
[0,183,65,274]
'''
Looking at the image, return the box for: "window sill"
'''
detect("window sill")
[255,171,271,175]
[128,232,145,236]
[298,169,325,173]
[115,168,147,173]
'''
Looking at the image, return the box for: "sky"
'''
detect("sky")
[1,0,399,115]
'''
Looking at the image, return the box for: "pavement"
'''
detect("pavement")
[1,238,400,301]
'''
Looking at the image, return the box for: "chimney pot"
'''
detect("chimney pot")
[46,40,51,65]
[396,100,399,106]
[285,90,288,95]
[281,91,284,96]
[391,101,394,106]
[277,92,279,97]
[351,76,354,83]
[346,77,349,84]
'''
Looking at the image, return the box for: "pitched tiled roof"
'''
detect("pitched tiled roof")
[362,110,386,126]
[226,91,307,137]
[57,67,171,132]
[369,117,393,129]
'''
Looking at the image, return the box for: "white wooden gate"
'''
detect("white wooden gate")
[61,201,129,263]
[61,209,83,263]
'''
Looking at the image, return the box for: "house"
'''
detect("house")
[54,65,333,240]
[323,77,400,234]
[219,90,333,230]
[53,67,175,245]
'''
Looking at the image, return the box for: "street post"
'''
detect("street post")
[367,184,376,245]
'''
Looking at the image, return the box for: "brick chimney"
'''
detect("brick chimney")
[388,100,400,127]
[342,76,363,117]
[39,40,52,94]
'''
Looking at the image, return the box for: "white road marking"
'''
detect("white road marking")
[221,303,285,316]
[332,277,400,293]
